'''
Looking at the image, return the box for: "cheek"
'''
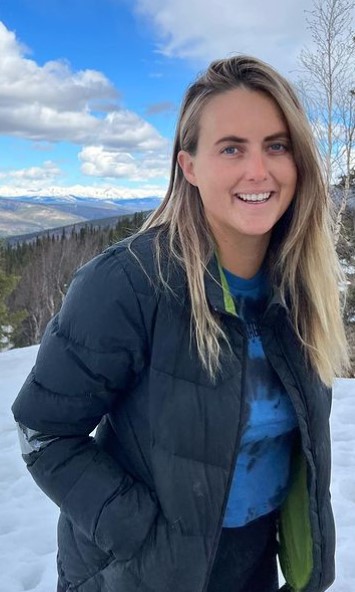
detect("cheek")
[197,185,214,207]
[288,160,298,187]
[193,169,217,197]
[279,162,297,196]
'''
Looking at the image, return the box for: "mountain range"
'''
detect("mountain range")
[0,195,162,238]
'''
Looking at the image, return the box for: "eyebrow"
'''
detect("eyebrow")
[214,132,291,145]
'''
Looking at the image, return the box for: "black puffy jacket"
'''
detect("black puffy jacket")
[12,229,335,592]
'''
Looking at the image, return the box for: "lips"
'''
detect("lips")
[236,192,272,203]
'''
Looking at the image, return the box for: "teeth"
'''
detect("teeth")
[237,192,271,202]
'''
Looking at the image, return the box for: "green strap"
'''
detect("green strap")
[217,262,237,316]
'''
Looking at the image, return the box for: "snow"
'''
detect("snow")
[0,184,166,199]
[0,345,354,591]
[0,346,58,592]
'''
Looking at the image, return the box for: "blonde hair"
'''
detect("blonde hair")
[141,55,349,386]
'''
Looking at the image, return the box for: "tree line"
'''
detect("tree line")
[0,203,355,374]
[0,211,146,349]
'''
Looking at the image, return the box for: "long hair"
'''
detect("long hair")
[141,55,349,386]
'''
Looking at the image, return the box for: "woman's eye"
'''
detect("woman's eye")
[269,142,288,153]
[222,146,239,155]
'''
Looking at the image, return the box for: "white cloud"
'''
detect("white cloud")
[0,22,167,153]
[79,148,138,178]
[133,0,319,74]
[0,161,62,186]
[0,101,167,150]
[79,146,170,180]
[3,161,61,181]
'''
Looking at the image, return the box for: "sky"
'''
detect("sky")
[0,0,351,199]
[1,345,355,591]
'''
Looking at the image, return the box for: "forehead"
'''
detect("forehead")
[197,88,288,140]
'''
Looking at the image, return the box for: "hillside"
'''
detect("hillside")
[0,195,162,237]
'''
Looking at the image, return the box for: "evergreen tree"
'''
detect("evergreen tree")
[5,211,148,348]
[0,242,26,349]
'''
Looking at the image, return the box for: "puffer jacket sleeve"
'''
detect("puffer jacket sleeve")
[12,248,158,561]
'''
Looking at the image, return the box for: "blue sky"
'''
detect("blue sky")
[0,0,341,198]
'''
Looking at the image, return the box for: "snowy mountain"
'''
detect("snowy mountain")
[0,195,162,237]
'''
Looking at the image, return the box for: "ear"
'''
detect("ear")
[177,150,197,186]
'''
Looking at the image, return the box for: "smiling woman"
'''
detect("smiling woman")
[177,88,297,278]
[12,55,349,592]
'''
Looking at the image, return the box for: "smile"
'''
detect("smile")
[236,192,272,203]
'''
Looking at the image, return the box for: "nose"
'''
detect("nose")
[244,150,268,182]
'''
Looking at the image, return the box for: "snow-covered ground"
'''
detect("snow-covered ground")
[0,345,354,592]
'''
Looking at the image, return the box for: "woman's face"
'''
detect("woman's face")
[178,88,297,266]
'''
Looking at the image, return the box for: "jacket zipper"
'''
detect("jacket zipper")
[201,319,247,592]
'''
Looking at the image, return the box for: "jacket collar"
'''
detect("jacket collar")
[204,253,287,321]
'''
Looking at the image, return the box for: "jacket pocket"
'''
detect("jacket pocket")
[57,513,114,589]
[119,514,209,592]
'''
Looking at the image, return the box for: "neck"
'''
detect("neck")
[216,234,270,279]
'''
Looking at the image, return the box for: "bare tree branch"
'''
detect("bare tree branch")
[298,0,355,198]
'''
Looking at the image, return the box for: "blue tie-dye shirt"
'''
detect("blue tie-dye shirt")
[222,266,298,527]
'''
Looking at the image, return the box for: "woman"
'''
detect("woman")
[12,56,348,592]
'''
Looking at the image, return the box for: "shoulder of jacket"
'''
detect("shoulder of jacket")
[72,228,160,300]
[108,227,158,271]
[103,227,186,296]
[106,227,159,257]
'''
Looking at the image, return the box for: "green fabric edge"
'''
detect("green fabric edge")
[279,452,313,591]
[217,262,237,316]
